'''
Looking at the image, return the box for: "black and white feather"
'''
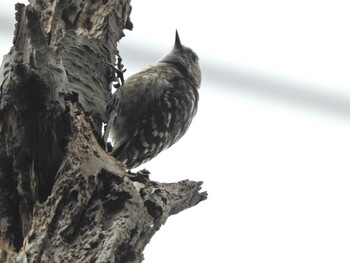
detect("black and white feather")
[105,31,201,169]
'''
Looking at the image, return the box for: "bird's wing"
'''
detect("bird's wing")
[121,67,174,120]
[112,75,199,169]
[110,66,176,150]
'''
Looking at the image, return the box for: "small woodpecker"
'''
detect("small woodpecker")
[105,30,201,169]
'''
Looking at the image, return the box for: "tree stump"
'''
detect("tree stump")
[0,1,207,262]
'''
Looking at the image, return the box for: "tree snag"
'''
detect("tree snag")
[0,1,207,262]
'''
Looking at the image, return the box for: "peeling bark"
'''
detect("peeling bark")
[0,0,206,262]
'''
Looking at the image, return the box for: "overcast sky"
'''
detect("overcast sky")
[1,1,350,262]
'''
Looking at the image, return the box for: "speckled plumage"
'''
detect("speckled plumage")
[106,31,201,168]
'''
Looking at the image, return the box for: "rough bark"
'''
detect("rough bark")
[0,1,207,262]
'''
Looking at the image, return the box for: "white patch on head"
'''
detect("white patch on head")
[159,132,164,138]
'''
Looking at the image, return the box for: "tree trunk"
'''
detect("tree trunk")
[0,1,207,262]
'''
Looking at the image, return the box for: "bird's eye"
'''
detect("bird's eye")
[191,54,197,62]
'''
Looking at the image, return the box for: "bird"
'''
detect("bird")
[105,30,201,169]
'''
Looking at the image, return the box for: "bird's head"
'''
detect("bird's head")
[161,30,201,87]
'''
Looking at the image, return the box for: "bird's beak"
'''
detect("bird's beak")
[175,30,183,50]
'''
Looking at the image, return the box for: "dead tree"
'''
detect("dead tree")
[0,1,207,262]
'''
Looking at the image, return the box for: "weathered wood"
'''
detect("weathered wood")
[0,1,206,262]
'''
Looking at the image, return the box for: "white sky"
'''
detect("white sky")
[1,1,350,262]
